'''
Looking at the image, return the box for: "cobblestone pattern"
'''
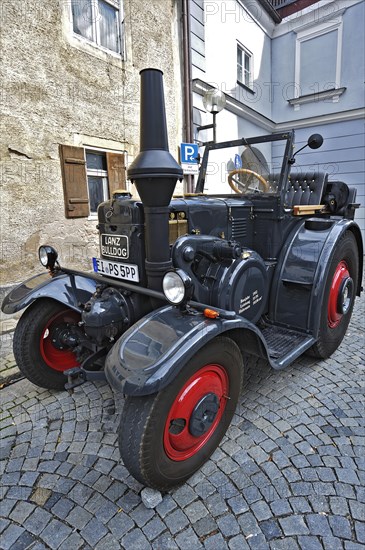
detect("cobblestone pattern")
[0,330,19,385]
[0,297,364,549]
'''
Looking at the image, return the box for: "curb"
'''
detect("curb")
[0,324,17,336]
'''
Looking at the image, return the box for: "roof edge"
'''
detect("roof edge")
[276,0,320,18]
[257,0,282,23]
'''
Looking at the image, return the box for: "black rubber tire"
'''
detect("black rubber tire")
[119,336,243,491]
[13,299,81,390]
[308,231,359,359]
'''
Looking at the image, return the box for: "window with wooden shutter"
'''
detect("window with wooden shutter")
[106,152,126,195]
[60,146,126,218]
[60,145,89,218]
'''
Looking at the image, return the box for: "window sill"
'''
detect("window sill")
[237,81,255,95]
[288,87,346,110]
[70,33,124,64]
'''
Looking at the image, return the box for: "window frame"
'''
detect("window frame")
[70,0,125,58]
[294,18,343,101]
[85,146,127,219]
[237,43,253,90]
[85,149,110,217]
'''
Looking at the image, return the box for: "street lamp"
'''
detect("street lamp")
[197,89,226,143]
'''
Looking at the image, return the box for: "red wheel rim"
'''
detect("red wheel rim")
[40,309,81,372]
[328,260,350,329]
[163,364,229,461]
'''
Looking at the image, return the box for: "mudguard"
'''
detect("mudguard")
[105,305,270,396]
[270,218,363,335]
[1,272,98,314]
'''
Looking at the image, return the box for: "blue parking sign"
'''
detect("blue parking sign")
[181,143,199,164]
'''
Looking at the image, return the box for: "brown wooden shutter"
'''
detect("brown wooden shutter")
[59,145,89,218]
[106,152,126,195]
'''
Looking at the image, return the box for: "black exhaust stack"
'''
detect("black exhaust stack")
[128,69,183,291]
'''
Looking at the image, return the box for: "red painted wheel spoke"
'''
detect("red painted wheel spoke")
[328,260,350,329]
[164,364,229,461]
[40,310,80,372]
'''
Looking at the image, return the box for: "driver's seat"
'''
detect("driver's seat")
[267,172,328,207]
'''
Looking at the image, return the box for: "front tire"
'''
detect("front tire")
[119,336,243,491]
[13,299,82,390]
[309,231,359,359]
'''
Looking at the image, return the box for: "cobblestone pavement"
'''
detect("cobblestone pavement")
[0,296,364,550]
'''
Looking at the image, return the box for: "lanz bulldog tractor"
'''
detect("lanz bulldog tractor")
[3,69,363,490]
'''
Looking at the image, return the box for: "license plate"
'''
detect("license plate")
[92,258,139,282]
[100,234,129,259]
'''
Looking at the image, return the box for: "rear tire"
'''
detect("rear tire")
[13,299,82,390]
[118,336,243,490]
[308,231,359,359]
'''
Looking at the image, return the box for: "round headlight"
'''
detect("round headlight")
[39,247,49,266]
[163,270,192,305]
[38,246,58,270]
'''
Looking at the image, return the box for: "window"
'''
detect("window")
[292,18,344,106]
[237,44,252,89]
[60,145,126,218]
[71,0,123,55]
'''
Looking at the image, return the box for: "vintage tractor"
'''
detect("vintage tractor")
[2,69,363,491]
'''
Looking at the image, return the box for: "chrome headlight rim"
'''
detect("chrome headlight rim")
[38,245,58,270]
[162,269,193,306]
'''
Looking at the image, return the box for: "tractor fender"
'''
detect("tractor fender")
[1,272,98,314]
[270,218,363,335]
[104,305,269,396]
[309,220,363,334]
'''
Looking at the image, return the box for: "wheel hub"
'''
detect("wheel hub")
[49,324,76,350]
[337,277,353,315]
[328,260,351,328]
[189,393,219,437]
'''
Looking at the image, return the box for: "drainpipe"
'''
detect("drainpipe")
[182,0,193,193]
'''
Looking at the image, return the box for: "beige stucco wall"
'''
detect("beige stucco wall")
[0,0,183,287]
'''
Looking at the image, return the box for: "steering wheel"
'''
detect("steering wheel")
[228,168,269,193]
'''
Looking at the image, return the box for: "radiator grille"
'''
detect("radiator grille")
[231,218,247,240]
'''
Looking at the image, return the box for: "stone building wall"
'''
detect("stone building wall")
[0,0,183,287]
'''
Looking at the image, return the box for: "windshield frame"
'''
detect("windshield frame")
[195,130,295,196]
